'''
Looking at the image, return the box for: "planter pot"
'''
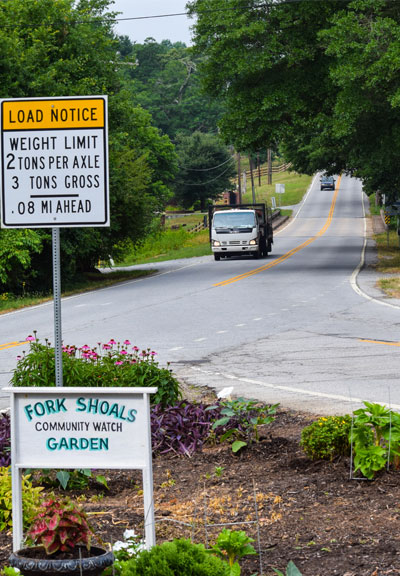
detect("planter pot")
[9,545,114,576]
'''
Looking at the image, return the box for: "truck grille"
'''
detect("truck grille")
[221,240,247,246]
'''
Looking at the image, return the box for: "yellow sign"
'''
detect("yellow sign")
[2,98,105,130]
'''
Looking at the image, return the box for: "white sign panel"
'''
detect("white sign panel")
[7,387,157,551]
[1,96,109,228]
[275,183,285,194]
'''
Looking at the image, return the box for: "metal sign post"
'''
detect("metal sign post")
[52,228,63,386]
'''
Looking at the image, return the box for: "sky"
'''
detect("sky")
[110,0,194,46]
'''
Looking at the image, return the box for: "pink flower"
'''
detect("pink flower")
[132,346,139,352]
[120,350,127,355]
[108,339,117,345]
[124,340,131,346]
[103,344,111,350]
[115,361,123,365]
[80,344,90,351]
[151,351,157,356]
[26,335,35,342]
[16,355,22,361]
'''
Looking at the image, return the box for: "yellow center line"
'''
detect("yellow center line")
[359,339,400,347]
[214,174,342,287]
[0,341,26,351]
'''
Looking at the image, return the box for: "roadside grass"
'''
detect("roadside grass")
[241,171,313,208]
[375,228,400,297]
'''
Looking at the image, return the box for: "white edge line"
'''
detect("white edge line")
[350,188,400,310]
[0,260,205,318]
[189,366,400,411]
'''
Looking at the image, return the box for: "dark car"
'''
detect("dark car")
[320,175,335,190]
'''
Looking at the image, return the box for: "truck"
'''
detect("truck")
[208,203,273,261]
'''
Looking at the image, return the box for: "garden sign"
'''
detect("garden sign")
[5,387,157,551]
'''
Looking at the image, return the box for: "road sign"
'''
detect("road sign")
[275,183,285,194]
[1,96,109,228]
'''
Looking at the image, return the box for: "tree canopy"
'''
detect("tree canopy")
[174,132,236,210]
[0,0,178,291]
[188,0,400,201]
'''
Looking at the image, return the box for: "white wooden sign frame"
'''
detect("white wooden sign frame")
[5,387,157,551]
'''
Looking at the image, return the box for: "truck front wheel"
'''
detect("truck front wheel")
[214,253,221,261]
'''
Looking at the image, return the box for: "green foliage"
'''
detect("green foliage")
[0,0,178,293]
[0,467,43,532]
[174,132,236,210]
[189,0,400,203]
[300,415,352,461]
[273,561,303,576]
[210,398,278,453]
[116,37,224,139]
[351,402,400,479]
[11,335,181,408]
[208,529,257,576]
[117,538,229,576]
[1,568,21,576]
[32,468,108,491]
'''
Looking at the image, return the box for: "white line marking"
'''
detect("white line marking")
[216,330,228,334]
[194,337,206,342]
[169,346,183,351]
[189,366,400,410]
[253,317,262,321]
[235,324,246,327]
[350,187,400,309]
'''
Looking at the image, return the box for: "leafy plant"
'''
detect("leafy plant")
[272,560,303,576]
[210,398,278,453]
[0,568,21,575]
[0,467,43,532]
[0,412,11,467]
[12,334,181,408]
[117,538,229,575]
[300,415,352,461]
[151,401,220,456]
[208,529,257,576]
[32,468,108,491]
[350,402,400,479]
[26,497,95,555]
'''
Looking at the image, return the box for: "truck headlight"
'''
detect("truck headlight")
[249,239,257,246]
[213,240,221,247]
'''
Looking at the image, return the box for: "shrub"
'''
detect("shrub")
[118,538,229,576]
[0,412,11,467]
[11,334,181,408]
[0,467,43,531]
[151,401,220,456]
[300,415,352,460]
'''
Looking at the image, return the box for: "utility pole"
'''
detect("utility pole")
[257,153,261,186]
[267,149,272,185]
[249,156,256,204]
[237,152,242,204]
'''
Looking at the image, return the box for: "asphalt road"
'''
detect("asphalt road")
[1,173,399,414]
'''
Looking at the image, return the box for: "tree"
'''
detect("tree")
[174,132,236,210]
[188,0,400,202]
[116,37,224,139]
[0,0,178,292]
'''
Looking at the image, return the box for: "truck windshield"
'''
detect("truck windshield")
[213,212,255,228]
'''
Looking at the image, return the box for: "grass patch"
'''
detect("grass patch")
[116,229,211,267]
[241,170,313,208]
[0,269,155,314]
[375,230,400,273]
[378,277,400,298]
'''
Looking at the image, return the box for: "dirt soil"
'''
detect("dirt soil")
[2,395,400,575]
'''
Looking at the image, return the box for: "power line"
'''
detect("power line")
[181,156,235,172]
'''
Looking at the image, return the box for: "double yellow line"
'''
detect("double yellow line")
[0,341,25,351]
[214,175,342,287]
